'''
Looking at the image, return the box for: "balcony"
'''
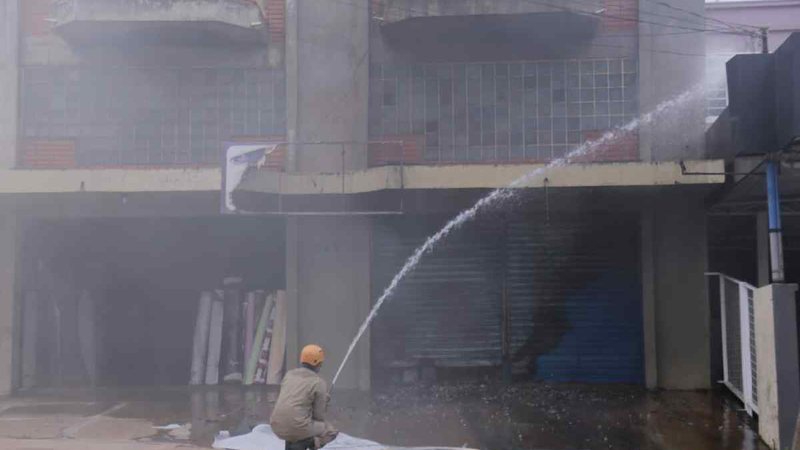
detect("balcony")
[374,0,602,60]
[51,0,267,46]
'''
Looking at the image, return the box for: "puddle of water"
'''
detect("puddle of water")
[8,384,769,450]
[0,402,115,417]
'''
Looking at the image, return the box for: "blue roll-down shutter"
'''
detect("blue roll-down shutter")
[371,214,644,384]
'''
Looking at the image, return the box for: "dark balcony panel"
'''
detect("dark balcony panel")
[380,13,600,62]
[52,0,267,46]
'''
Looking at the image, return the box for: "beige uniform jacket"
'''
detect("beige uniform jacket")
[270,367,331,442]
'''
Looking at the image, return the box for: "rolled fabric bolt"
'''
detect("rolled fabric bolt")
[205,296,225,385]
[190,292,213,386]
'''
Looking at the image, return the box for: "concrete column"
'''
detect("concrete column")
[286,217,371,390]
[286,0,369,172]
[754,283,799,450]
[638,0,705,162]
[640,206,658,389]
[0,0,20,169]
[652,191,710,389]
[0,211,18,394]
[20,290,36,389]
[285,216,300,376]
[285,0,299,172]
[758,211,771,287]
[283,0,372,390]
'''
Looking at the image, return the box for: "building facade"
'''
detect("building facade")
[0,0,722,393]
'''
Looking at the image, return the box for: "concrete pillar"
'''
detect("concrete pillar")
[285,0,369,172]
[285,217,371,390]
[638,0,705,162]
[20,290,36,389]
[754,283,800,450]
[651,191,710,389]
[285,216,300,379]
[640,206,658,389]
[0,0,20,169]
[0,211,18,394]
[283,0,372,390]
[758,211,771,287]
[285,0,299,172]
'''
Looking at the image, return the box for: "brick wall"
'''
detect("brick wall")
[252,0,285,43]
[371,0,385,19]
[230,135,287,171]
[20,140,76,169]
[21,0,53,36]
[265,0,285,43]
[602,0,639,32]
[368,136,423,167]
[368,132,638,166]
[574,130,638,162]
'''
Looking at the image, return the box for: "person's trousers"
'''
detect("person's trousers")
[284,425,338,450]
[313,425,339,449]
[285,437,315,450]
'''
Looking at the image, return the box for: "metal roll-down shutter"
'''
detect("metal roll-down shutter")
[371,214,643,384]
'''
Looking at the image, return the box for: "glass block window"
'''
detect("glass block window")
[370,58,638,162]
[21,66,286,166]
[706,54,735,123]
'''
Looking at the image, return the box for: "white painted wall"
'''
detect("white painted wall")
[755,283,800,450]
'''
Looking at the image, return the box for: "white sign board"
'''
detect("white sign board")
[222,143,278,213]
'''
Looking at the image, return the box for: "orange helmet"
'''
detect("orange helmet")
[300,344,325,367]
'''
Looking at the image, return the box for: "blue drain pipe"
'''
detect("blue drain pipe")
[766,159,785,282]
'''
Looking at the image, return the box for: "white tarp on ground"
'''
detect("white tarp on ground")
[212,425,474,450]
[212,425,383,450]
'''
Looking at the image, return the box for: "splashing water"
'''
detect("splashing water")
[332,85,701,386]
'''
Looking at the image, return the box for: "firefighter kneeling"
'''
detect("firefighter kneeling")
[271,345,339,450]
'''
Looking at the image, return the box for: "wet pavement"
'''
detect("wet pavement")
[0,383,768,450]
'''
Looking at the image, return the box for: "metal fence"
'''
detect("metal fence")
[707,272,758,416]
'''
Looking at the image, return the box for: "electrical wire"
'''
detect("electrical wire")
[368,0,758,35]
[273,0,747,60]
[568,0,760,33]
[650,0,761,35]
[516,0,757,35]
[523,0,751,33]
[561,39,708,57]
